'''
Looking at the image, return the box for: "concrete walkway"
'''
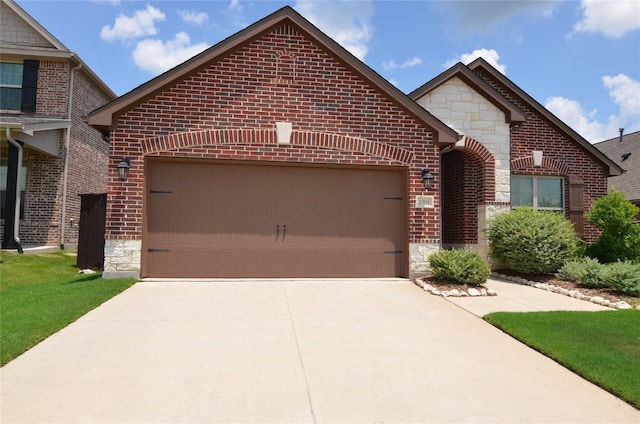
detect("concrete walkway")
[1,279,638,423]
[446,277,612,316]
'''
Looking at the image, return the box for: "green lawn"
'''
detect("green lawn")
[0,251,135,366]
[484,310,640,409]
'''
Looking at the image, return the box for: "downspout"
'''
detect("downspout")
[6,127,24,254]
[60,60,82,250]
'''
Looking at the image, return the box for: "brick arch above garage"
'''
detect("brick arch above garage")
[143,128,415,165]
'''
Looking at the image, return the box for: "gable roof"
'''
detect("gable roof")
[87,6,458,145]
[408,62,526,125]
[1,0,67,52]
[0,0,115,99]
[466,57,623,177]
[594,130,640,202]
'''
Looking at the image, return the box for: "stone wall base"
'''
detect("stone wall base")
[103,239,141,279]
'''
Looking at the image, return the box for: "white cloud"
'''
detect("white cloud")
[441,0,559,33]
[445,48,506,74]
[382,57,422,71]
[132,32,209,74]
[546,74,640,142]
[294,0,374,61]
[100,5,166,41]
[179,10,209,26]
[602,74,640,133]
[228,0,243,12]
[545,96,605,142]
[573,0,640,38]
[91,0,121,5]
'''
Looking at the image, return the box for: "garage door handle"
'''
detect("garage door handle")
[276,225,280,240]
[283,225,287,240]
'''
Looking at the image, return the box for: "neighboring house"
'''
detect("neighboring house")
[88,7,622,279]
[1,0,116,250]
[594,129,640,207]
[410,59,622,260]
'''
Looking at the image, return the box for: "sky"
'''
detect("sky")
[15,0,640,144]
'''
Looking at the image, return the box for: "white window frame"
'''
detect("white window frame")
[511,175,564,211]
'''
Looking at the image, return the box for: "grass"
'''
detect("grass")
[0,251,136,366]
[484,310,640,409]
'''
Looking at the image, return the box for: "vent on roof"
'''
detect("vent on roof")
[621,152,631,161]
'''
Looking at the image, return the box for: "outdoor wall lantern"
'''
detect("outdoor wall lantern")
[117,157,130,181]
[421,168,435,190]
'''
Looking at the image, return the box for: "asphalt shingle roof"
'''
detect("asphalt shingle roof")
[594,130,640,203]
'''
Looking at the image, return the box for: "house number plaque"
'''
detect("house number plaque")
[416,195,434,208]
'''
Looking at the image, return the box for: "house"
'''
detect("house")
[594,129,640,207]
[88,6,621,279]
[410,59,622,260]
[1,0,116,251]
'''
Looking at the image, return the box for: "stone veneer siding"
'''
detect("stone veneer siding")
[104,24,442,278]
[414,77,510,258]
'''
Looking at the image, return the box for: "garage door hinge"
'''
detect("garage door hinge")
[150,190,172,194]
[384,197,403,200]
[148,248,170,253]
[384,250,403,254]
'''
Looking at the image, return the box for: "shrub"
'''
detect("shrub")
[428,249,491,286]
[601,261,640,296]
[557,259,640,296]
[587,189,640,263]
[557,258,604,288]
[487,208,579,274]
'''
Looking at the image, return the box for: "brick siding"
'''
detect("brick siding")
[106,24,440,247]
[473,67,608,242]
[1,62,111,247]
[36,60,69,116]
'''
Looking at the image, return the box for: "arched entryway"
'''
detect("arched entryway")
[440,136,496,254]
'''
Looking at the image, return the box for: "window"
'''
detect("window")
[0,62,23,110]
[0,161,27,220]
[0,60,38,112]
[512,176,563,211]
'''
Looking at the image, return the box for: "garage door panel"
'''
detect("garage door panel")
[145,161,405,278]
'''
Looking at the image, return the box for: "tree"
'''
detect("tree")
[586,189,640,263]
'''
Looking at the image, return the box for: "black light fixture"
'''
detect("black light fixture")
[117,157,130,181]
[421,168,435,190]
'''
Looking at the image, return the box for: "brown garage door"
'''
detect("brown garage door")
[144,160,406,278]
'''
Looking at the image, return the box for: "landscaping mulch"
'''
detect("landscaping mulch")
[423,270,639,307]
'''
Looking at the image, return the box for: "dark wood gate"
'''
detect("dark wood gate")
[77,193,107,270]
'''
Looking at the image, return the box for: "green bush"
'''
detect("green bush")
[428,249,491,286]
[601,262,640,296]
[557,258,604,288]
[557,259,640,296]
[487,208,579,274]
[587,189,640,263]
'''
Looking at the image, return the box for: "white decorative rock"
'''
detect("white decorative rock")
[480,289,488,296]
[615,301,632,310]
[450,289,462,297]
[468,288,482,297]
[590,296,604,304]
[487,289,497,296]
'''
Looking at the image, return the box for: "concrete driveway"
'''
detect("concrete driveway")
[1,280,638,423]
